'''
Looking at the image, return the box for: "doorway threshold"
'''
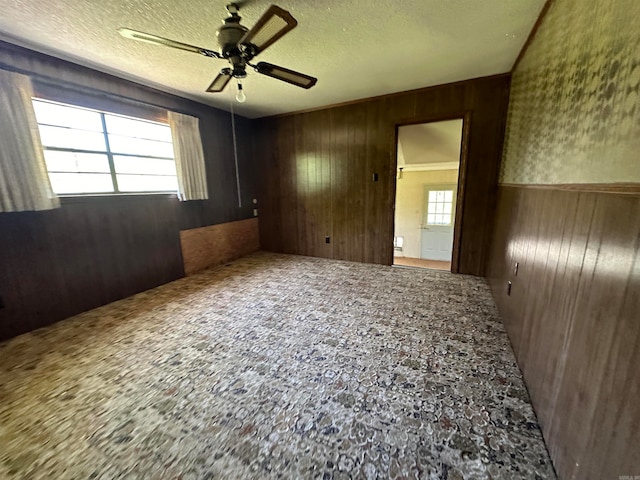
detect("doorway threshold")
[393,257,451,271]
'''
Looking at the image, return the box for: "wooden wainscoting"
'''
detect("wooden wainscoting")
[180,218,260,275]
[487,184,640,479]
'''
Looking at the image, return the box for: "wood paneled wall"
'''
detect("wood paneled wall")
[180,218,260,275]
[0,41,258,341]
[254,75,511,275]
[487,185,640,479]
[0,196,182,340]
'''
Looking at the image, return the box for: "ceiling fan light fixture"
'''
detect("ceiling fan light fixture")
[236,82,246,103]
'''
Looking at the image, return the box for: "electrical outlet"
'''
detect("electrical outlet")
[507,281,512,296]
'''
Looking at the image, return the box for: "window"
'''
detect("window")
[32,99,178,195]
[426,190,454,225]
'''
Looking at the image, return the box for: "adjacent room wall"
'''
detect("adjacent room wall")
[488,0,640,477]
[0,41,259,341]
[255,75,511,276]
[394,169,458,259]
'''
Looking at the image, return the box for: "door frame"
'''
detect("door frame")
[390,111,471,273]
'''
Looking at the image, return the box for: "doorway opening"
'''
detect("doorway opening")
[392,119,464,272]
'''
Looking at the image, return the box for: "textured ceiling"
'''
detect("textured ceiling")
[398,120,463,170]
[0,0,546,118]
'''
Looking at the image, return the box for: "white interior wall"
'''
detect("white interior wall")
[394,169,459,259]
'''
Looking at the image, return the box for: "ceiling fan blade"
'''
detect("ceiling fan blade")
[255,62,317,89]
[118,28,221,59]
[239,5,297,55]
[206,70,232,93]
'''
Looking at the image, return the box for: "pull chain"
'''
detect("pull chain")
[229,84,242,208]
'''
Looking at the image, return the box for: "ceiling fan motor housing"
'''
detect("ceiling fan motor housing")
[217,15,248,57]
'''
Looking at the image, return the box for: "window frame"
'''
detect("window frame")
[424,185,457,227]
[32,97,179,197]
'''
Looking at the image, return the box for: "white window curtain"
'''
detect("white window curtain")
[168,111,208,201]
[0,70,59,212]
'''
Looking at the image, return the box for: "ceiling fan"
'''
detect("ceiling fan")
[118,2,317,100]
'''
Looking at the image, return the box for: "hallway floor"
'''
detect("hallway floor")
[0,253,555,479]
[394,256,451,271]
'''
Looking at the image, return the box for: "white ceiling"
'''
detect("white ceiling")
[0,1,546,118]
[398,119,463,171]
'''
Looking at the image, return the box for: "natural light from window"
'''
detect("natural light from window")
[32,99,178,195]
[426,190,453,225]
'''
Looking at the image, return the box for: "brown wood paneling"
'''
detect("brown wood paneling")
[256,74,511,275]
[180,218,260,275]
[487,185,640,479]
[256,118,281,253]
[0,41,259,341]
[0,196,182,340]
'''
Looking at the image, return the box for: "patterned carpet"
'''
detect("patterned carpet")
[0,252,556,479]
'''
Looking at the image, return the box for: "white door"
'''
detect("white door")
[420,185,456,261]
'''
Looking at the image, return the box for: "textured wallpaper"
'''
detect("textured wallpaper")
[500,0,640,184]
